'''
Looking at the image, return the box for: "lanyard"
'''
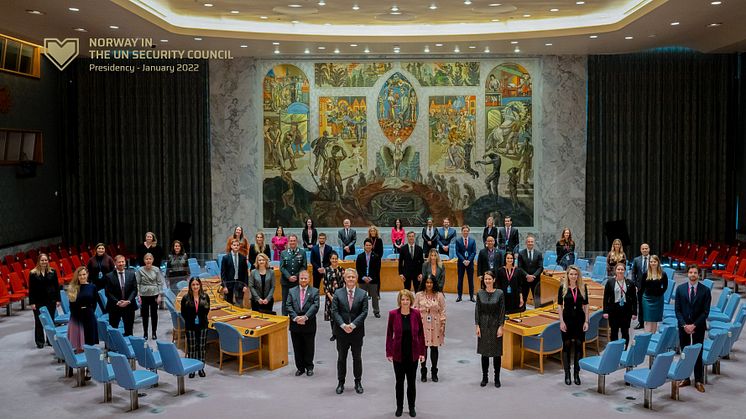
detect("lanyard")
[616,280,626,297]
[571,287,578,303]
[506,268,514,282]
[194,299,199,311]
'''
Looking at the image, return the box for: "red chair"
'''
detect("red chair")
[0,280,22,315]
[21,268,31,288]
[3,255,16,266]
[26,248,38,262]
[662,240,683,259]
[14,251,26,261]
[59,248,70,259]
[0,280,11,316]
[71,255,82,269]
[713,256,738,280]
[23,258,34,269]
[684,246,707,266]
[59,259,75,283]
[0,265,11,280]
[723,258,746,290]
[80,252,91,264]
[48,251,59,262]
[672,243,695,268]
[11,261,23,275]
[696,250,718,280]
[714,245,730,266]
[8,273,27,309]
[49,261,64,285]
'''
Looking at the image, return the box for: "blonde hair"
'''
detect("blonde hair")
[427,249,443,268]
[253,232,265,253]
[145,231,158,244]
[255,253,269,268]
[561,265,586,299]
[646,255,663,280]
[368,225,379,238]
[397,289,415,307]
[67,267,88,303]
[30,253,51,276]
[609,238,625,260]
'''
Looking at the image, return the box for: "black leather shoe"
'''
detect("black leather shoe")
[143,334,148,340]
[152,334,158,340]
[330,335,336,341]
[395,408,403,417]
[198,369,206,377]
[564,370,571,385]
[470,297,476,302]
[374,313,381,318]
[335,382,344,394]
[574,373,581,386]
[306,370,314,377]
[354,381,364,394]
[295,369,305,376]
[189,372,195,378]
[36,344,44,349]
[456,297,463,302]
[409,408,416,417]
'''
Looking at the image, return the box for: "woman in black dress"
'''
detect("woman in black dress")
[28,253,60,348]
[555,228,575,268]
[367,225,385,259]
[475,271,506,387]
[323,251,345,341]
[301,218,318,252]
[496,252,525,314]
[558,265,589,386]
[67,267,99,352]
[181,277,210,378]
[248,232,272,270]
[86,243,115,291]
[136,231,164,267]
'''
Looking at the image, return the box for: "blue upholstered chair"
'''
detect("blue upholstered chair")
[157,341,204,395]
[109,352,159,411]
[108,328,137,369]
[709,287,732,314]
[624,351,675,410]
[344,255,357,261]
[163,288,177,306]
[521,321,563,374]
[129,336,163,372]
[578,339,626,394]
[83,344,115,402]
[667,344,702,401]
[710,308,746,346]
[701,329,728,384]
[205,260,220,276]
[702,279,714,290]
[583,310,604,356]
[216,253,226,268]
[175,280,188,291]
[590,262,607,283]
[708,295,740,323]
[56,290,71,324]
[164,298,186,351]
[620,332,653,371]
[383,253,399,260]
[543,251,556,268]
[706,324,739,377]
[97,289,108,312]
[43,326,67,365]
[56,334,89,387]
[647,325,677,366]
[39,306,67,336]
[575,258,590,274]
[214,322,262,375]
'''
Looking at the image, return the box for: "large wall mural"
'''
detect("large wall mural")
[262,61,536,229]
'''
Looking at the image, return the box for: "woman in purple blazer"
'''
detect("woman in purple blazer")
[386,289,426,418]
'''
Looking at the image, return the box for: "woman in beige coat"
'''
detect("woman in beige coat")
[413,274,447,383]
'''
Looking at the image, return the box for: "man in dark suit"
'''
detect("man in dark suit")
[286,270,320,377]
[421,217,439,258]
[497,215,519,254]
[280,234,307,316]
[455,225,477,302]
[220,239,249,306]
[517,234,544,306]
[332,268,369,395]
[338,218,357,258]
[398,231,424,291]
[631,243,651,329]
[674,264,711,393]
[311,233,333,289]
[105,255,138,336]
[477,236,503,283]
[437,218,456,256]
[356,239,381,317]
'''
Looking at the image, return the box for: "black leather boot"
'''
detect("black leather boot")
[480,357,488,386]
[431,367,438,382]
[494,357,501,388]
[562,347,572,386]
[420,364,427,382]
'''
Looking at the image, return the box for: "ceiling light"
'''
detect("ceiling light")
[194,37,202,40]
[109,25,119,29]
[550,8,559,12]
[68,7,79,12]
[74,28,87,32]
[625,36,634,39]
[204,3,213,7]
[491,19,500,22]
[334,48,340,54]
[317,46,326,50]
[324,23,331,26]
[708,22,722,27]
[390,11,402,15]
[26,9,45,15]
[648,34,657,38]
[260,16,268,19]
[318,0,326,5]
[288,4,303,7]
[435,43,443,47]
[272,42,280,45]
[304,48,310,53]
[489,3,502,6]
[514,47,520,53]
[364,47,370,53]
[576,1,585,4]
[230,10,240,14]
[711,1,722,4]
[292,20,300,23]
[589,35,598,39]
[468,45,476,49]
[240,45,248,48]
[463,0,472,5]
[350,43,358,47]
[523,14,531,17]
[424,46,430,53]
[545,43,553,46]
[391,5,399,12]
[510,41,518,44]
[454,46,460,53]
[484,46,490,53]
[274,49,280,54]
[670,21,680,26]
[352,4,360,10]
[429,4,438,10]
[160,39,168,43]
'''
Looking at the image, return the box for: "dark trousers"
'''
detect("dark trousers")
[422,346,439,369]
[393,360,417,410]
[361,283,380,315]
[254,298,274,314]
[403,274,421,292]
[336,337,363,382]
[140,295,159,336]
[679,328,706,383]
[522,279,540,306]
[609,306,632,349]
[312,272,323,290]
[109,308,135,336]
[637,290,645,323]
[33,304,56,346]
[281,283,298,316]
[457,263,474,298]
[227,286,246,307]
[291,330,316,371]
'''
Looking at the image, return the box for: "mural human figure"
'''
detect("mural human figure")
[507,167,520,210]
[266,120,283,169]
[282,128,298,170]
[311,130,332,173]
[462,137,479,179]
[475,152,502,197]
[325,145,347,201]
[288,123,305,157]
[518,142,533,185]
[448,177,461,209]
[282,171,300,220]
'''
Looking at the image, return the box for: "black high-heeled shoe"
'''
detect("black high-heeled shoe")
[198,369,206,377]
[189,372,196,378]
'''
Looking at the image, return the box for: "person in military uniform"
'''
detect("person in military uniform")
[280,234,308,315]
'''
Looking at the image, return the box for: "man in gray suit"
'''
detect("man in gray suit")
[286,270,320,376]
[338,218,357,258]
[631,243,650,329]
[332,268,369,395]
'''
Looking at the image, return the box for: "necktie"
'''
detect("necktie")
[234,253,239,279]
[119,271,125,299]
[348,289,354,309]
[464,238,468,248]
[300,287,306,307]
[642,256,648,272]
[529,250,533,261]
[507,228,511,240]
[320,246,324,260]
[410,245,414,258]
[689,286,695,301]
[346,229,349,239]
[444,229,448,239]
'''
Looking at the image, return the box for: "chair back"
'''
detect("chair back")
[668,344,702,380]
[538,321,563,352]
[722,296,741,320]
[590,262,606,281]
[702,330,728,366]
[38,306,55,328]
[83,345,113,383]
[59,290,70,314]
[156,341,185,375]
[585,310,603,341]
[163,288,177,305]
[109,352,137,389]
[44,326,66,361]
[621,332,653,367]
[645,351,675,388]
[128,336,149,367]
[217,253,226,268]
[714,288,732,311]
[205,260,220,276]
[702,279,714,290]
[649,325,676,355]
[215,321,261,352]
[97,319,110,346]
[719,324,740,358]
[57,334,86,368]
[597,339,626,374]
[575,259,590,272]
[108,328,135,358]
[98,289,108,308]
[189,263,202,278]
[543,251,556,267]
[175,280,188,290]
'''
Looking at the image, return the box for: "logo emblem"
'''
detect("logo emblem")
[43,38,79,71]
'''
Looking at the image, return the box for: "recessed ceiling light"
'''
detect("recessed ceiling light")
[324,23,331,26]
[274,49,280,54]
[26,9,45,15]
[468,45,476,49]
[670,21,680,26]
[318,46,326,50]
[272,42,280,45]
[708,22,722,27]
[510,41,518,44]
[240,44,248,48]
[491,19,500,22]
[435,43,443,47]
[352,4,360,10]
[550,8,559,12]
[291,20,300,23]
[318,0,326,5]
[429,4,438,10]
[350,43,358,47]
[391,5,399,12]
[484,46,490,53]
[545,43,553,46]
[334,48,340,54]
[74,28,87,32]
[109,25,119,29]
[230,10,240,14]
[288,4,303,7]
[194,37,202,40]
[364,47,370,53]
[489,3,502,6]
[589,35,598,39]
[390,11,402,15]
[424,46,430,53]
[514,47,520,53]
[463,0,472,5]
[625,36,634,40]
[160,39,168,43]
[304,48,310,53]
[260,16,268,19]
[711,1,722,4]
[576,1,585,4]
[523,14,531,17]
[68,7,79,12]
[454,46,460,53]
[204,3,213,7]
